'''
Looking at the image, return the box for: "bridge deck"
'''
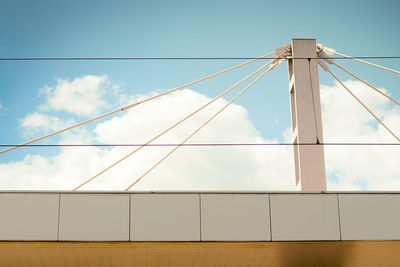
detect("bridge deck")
[1,191,399,241]
[1,191,399,266]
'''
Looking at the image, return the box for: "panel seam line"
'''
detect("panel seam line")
[337,194,343,241]
[268,194,273,241]
[199,194,202,241]
[57,193,61,241]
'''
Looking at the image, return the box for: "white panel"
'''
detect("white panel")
[270,194,340,241]
[0,193,59,240]
[201,194,270,241]
[131,194,200,241]
[59,194,129,241]
[339,194,400,240]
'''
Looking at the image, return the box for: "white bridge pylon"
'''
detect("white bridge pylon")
[283,39,327,192]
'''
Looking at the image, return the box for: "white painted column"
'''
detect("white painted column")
[288,38,327,191]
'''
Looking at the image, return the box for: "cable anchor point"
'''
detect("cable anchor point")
[270,44,292,69]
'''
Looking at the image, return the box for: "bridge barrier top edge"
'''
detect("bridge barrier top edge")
[0,190,399,194]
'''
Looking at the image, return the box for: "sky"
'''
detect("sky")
[0,0,399,191]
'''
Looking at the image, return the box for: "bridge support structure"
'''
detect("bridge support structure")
[287,38,327,191]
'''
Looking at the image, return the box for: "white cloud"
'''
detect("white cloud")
[0,89,295,190]
[20,112,74,137]
[321,80,400,190]
[39,75,111,116]
[1,78,399,191]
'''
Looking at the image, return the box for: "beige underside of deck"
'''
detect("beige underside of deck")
[1,241,399,266]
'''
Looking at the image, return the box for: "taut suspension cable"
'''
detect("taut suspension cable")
[124,60,284,191]
[322,66,400,142]
[73,58,278,190]
[330,60,400,106]
[334,51,400,75]
[0,51,275,156]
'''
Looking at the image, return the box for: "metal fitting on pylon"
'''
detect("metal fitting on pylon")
[275,43,292,58]
[316,44,336,72]
[270,43,292,70]
[316,44,336,55]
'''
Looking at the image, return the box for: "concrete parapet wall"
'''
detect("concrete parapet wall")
[0,192,399,241]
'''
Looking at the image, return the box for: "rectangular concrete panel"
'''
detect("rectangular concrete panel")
[131,194,200,241]
[201,194,270,241]
[59,194,129,241]
[270,194,340,241]
[339,194,400,240]
[0,193,59,240]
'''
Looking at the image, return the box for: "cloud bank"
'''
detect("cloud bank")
[0,76,399,191]
[38,75,113,116]
[321,80,400,190]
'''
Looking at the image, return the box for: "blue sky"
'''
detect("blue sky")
[0,0,399,190]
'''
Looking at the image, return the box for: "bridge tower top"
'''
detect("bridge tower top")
[286,38,327,191]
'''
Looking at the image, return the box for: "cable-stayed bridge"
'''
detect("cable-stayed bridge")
[0,39,399,266]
